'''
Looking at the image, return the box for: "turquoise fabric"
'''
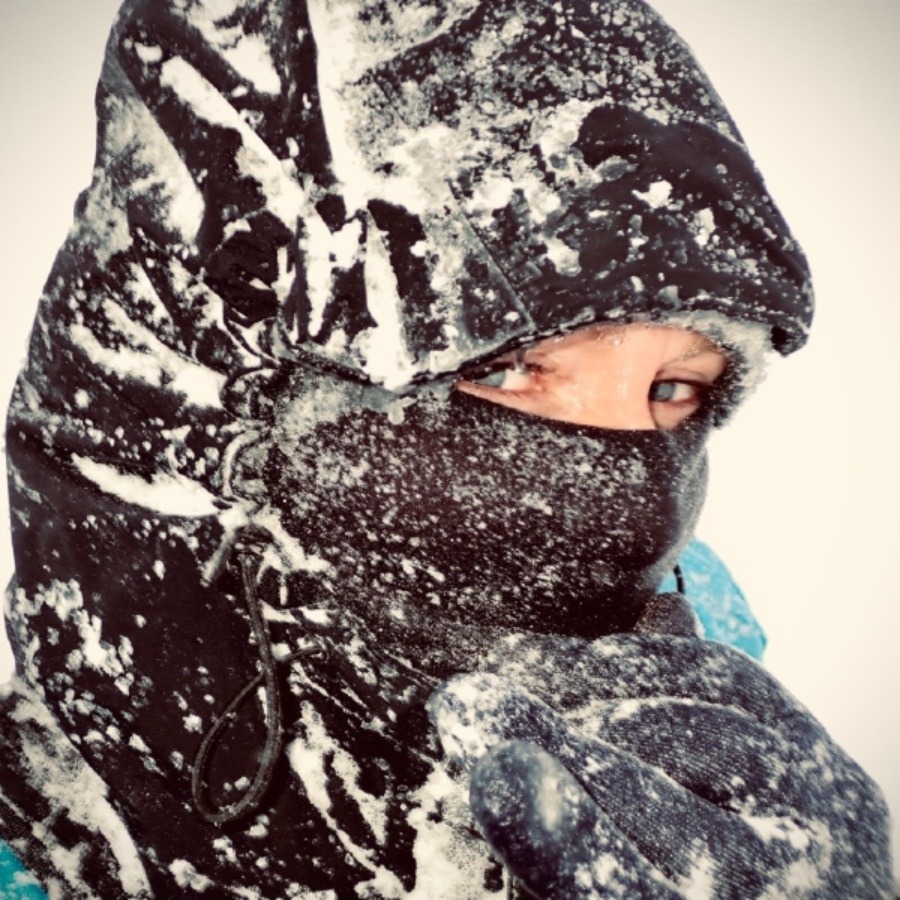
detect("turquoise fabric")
[0,844,45,900]
[660,538,766,660]
[0,538,762,896]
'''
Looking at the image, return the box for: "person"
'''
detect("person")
[0,0,891,897]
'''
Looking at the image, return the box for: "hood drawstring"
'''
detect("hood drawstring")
[190,524,437,827]
[190,532,327,825]
[189,528,588,900]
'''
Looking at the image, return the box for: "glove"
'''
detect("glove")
[429,633,892,898]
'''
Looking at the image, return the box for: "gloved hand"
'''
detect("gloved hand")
[429,633,892,898]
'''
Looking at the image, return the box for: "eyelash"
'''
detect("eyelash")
[466,360,711,407]
[649,380,709,405]
[462,354,548,387]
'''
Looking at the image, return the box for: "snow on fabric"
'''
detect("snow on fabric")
[0,0,856,897]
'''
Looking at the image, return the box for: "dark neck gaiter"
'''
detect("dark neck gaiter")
[261,373,711,678]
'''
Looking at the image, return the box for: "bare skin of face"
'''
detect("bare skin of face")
[456,323,727,431]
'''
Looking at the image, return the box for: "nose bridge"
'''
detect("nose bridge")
[597,380,656,431]
[571,346,657,431]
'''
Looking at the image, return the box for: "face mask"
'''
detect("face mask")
[258,371,711,677]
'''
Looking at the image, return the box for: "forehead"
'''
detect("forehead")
[524,323,723,358]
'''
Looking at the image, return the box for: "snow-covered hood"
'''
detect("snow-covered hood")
[79,0,810,393]
[1,1,814,895]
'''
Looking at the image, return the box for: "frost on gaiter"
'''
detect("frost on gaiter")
[0,0,826,897]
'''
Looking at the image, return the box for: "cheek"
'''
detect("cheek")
[650,401,701,431]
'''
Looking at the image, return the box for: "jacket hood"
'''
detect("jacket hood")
[82,0,810,392]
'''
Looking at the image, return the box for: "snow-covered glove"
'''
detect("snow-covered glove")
[429,633,893,898]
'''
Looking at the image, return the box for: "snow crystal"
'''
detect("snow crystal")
[428,679,499,766]
[75,615,126,677]
[287,708,334,819]
[693,207,716,248]
[19,580,134,693]
[608,698,643,722]
[302,7,376,215]
[516,165,563,225]
[520,493,555,517]
[159,56,236,129]
[31,580,83,624]
[128,734,150,754]
[589,853,621,887]
[543,235,582,276]
[766,853,828,897]
[134,43,163,64]
[220,33,281,95]
[106,298,224,406]
[537,98,596,166]
[405,763,503,899]
[468,173,515,217]
[246,819,269,839]
[212,836,237,864]
[169,858,213,892]
[183,714,203,733]
[45,843,90,896]
[671,844,718,897]
[633,179,673,210]
[300,607,332,626]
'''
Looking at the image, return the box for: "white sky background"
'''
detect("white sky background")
[0,0,898,872]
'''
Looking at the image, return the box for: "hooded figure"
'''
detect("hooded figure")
[0,0,891,897]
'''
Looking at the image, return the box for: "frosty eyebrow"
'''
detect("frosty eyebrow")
[671,335,723,362]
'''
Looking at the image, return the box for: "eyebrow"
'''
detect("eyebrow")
[673,339,724,362]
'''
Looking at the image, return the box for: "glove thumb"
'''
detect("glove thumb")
[632,591,702,638]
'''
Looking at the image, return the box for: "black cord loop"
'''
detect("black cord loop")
[190,546,326,825]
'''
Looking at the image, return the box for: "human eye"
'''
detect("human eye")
[647,379,712,429]
[648,380,705,405]
[460,350,548,393]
